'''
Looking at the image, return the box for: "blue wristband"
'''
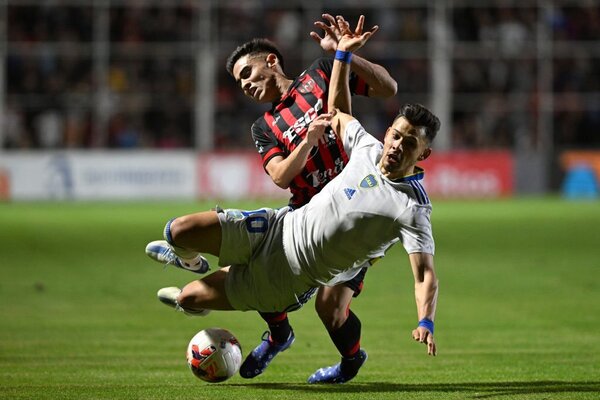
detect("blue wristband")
[418,318,434,334]
[334,49,353,64]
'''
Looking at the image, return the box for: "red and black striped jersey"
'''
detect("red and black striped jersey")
[252,57,369,208]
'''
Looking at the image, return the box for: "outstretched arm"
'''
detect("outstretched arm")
[327,15,375,141]
[311,13,397,98]
[409,252,438,356]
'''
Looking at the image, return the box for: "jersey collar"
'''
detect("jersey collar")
[393,166,425,183]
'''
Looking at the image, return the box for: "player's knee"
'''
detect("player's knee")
[167,216,188,244]
[177,285,204,309]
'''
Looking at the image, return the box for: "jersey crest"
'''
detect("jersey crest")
[359,174,378,188]
[298,78,315,94]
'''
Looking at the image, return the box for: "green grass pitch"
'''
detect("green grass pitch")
[0,198,599,399]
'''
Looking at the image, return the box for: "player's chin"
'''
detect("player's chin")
[383,159,402,173]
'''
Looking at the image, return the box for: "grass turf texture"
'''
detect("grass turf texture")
[0,198,598,400]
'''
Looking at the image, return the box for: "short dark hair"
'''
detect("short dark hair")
[395,103,441,144]
[225,38,284,76]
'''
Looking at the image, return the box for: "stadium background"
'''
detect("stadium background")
[1,2,599,399]
[1,0,599,200]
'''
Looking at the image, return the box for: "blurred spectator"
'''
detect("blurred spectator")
[2,2,599,151]
[2,102,29,148]
[34,108,64,148]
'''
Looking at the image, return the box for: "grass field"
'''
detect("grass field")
[1,198,599,399]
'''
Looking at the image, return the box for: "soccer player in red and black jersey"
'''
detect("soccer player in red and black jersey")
[225,14,397,382]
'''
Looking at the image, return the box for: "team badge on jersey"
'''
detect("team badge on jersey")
[298,78,315,94]
[359,174,378,188]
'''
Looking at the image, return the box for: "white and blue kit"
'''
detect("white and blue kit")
[219,119,435,312]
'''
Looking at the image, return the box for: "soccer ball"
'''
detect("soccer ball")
[186,328,243,383]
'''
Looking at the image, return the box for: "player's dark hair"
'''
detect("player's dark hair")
[396,103,441,144]
[226,38,284,76]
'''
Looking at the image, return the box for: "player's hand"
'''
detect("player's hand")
[305,113,333,147]
[310,14,344,53]
[412,326,437,356]
[336,15,379,53]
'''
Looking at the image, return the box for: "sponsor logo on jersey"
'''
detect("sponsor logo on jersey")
[360,174,378,188]
[281,98,323,143]
[344,188,356,200]
[307,156,345,187]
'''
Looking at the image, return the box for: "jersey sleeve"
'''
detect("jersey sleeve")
[312,58,370,96]
[399,205,435,255]
[251,120,285,168]
[342,119,381,158]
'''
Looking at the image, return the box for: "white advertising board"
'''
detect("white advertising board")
[0,151,197,200]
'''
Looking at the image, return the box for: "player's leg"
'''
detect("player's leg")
[178,268,234,310]
[146,210,221,273]
[167,210,222,255]
[258,312,293,344]
[308,268,368,384]
[239,311,295,378]
[157,267,234,316]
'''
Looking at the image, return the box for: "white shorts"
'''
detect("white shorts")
[218,207,317,312]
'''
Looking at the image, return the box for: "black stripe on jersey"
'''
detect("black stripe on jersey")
[284,287,318,312]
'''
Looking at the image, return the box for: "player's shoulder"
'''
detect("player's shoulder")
[251,113,272,136]
[306,57,334,76]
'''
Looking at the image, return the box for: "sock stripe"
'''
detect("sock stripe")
[263,312,288,324]
[345,340,361,358]
[164,218,176,244]
[329,309,362,358]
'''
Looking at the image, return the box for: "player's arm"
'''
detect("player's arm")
[409,252,438,356]
[327,15,373,140]
[328,15,375,113]
[350,54,397,98]
[263,113,335,189]
[264,138,320,189]
[311,13,397,98]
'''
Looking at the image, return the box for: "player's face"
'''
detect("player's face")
[381,117,431,178]
[232,54,279,103]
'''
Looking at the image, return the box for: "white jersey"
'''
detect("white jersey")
[282,119,435,286]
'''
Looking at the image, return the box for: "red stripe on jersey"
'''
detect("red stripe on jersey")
[279,106,299,146]
[261,111,287,165]
[310,74,326,103]
[263,112,283,137]
[355,78,367,96]
[316,69,330,85]
[262,147,284,167]
[294,89,313,117]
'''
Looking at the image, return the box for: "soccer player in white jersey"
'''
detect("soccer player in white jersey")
[145,22,440,383]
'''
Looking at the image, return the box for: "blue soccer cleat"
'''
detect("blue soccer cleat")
[307,349,368,384]
[145,240,209,274]
[239,330,295,378]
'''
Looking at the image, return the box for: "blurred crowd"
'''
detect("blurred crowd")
[2,2,599,150]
